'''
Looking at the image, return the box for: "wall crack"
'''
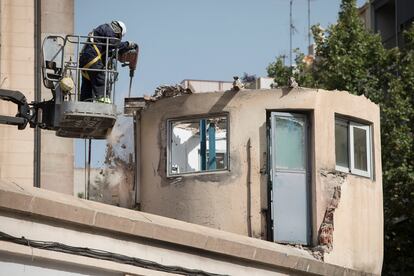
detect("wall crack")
[312,169,347,261]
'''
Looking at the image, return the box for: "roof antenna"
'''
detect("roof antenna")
[308,0,311,53]
[289,0,298,67]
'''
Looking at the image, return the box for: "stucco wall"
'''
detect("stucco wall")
[137,88,383,274]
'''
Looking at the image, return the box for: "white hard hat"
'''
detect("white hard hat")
[116,21,127,37]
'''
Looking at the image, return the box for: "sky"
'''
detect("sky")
[74,0,366,168]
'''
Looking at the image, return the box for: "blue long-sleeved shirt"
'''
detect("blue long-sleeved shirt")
[81,23,128,64]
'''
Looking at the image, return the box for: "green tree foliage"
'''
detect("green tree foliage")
[312,0,386,95]
[266,56,291,86]
[266,49,315,87]
[267,0,413,273]
[380,29,414,274]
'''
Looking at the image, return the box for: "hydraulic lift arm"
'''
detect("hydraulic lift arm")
[0,89,33,130]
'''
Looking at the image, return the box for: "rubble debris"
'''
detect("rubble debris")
[240,73,257,89]
[144,84,192,101]
[309,246,325,261]
[286,244,324,261]
[232,76,244,91]
[288,76,298,88]
[241,73,257,83]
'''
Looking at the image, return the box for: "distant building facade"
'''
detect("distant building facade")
[180,77,274,93]
[359,0,414,48]
[0,0,74,194]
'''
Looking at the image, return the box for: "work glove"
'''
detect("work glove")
[127,41,137,49]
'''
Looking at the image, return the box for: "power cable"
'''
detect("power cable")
[0,230,227,276]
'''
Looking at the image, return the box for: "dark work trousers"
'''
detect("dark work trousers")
[80,57,106,101]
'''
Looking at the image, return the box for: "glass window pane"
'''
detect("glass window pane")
[275,116,305,170]
[215,152,227,169]
[353,127,368,171]
[170,116,227,175]
[171,120,200,174]
[335,121,349,168]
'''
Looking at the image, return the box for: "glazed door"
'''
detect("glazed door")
[270,112,310,244]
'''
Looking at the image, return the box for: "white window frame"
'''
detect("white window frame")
[349,122,371,177]
[335,118,372,178]
[335,119,350,174]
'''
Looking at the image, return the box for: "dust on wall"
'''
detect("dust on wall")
[88,116,135,208]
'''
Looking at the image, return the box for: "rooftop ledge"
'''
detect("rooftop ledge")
[0,180,368,275]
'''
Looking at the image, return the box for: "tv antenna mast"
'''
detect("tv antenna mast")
[308,0,311,51]
[289,0,301,66]
[289,0,314,65]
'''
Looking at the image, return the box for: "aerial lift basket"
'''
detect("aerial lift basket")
[40,34,120,139]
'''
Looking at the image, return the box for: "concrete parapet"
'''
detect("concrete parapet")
[0,180,375,275]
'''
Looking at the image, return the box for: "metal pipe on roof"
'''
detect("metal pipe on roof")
[87,139,92,200]
[246,138,252,237]
[133,111,141,209]
[200,119,207,171]
[208,123,216,170]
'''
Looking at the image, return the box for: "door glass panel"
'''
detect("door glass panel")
[275,116,305,170]
[335,121,349,168]
[353,127,368,171]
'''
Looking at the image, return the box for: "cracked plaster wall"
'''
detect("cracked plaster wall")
[137,88,383,274]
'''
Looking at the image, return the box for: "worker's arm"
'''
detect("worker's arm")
[93,23,124,49]
[118,41,136,54]
[93,24,134,54]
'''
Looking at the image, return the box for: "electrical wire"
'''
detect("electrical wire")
[0,230,227,276]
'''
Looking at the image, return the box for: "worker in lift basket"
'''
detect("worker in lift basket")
[80,20,136,103]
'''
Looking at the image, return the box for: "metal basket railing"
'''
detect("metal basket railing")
[42,34,121,103]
